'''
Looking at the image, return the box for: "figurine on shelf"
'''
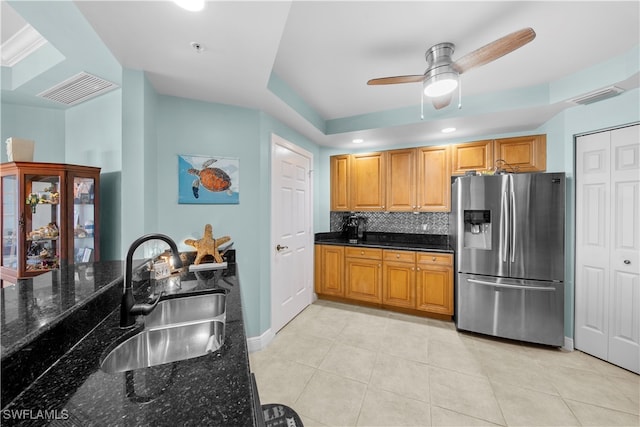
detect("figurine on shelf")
[26,193,39,213]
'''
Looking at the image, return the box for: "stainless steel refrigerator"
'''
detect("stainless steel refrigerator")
[451,172,565,346]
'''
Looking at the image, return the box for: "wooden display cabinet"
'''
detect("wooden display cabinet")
[1,162,100,282]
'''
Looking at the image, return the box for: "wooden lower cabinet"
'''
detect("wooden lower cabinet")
[314,245,345,296]
[416,253,454,315]
[345,247,382,303]
[316,245,453,318]
[382,250,415,308]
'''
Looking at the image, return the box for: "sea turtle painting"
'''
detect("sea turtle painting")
[188,159,232,199]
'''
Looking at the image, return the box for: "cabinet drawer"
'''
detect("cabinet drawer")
[383,250,416,263]
[416,252,453,266]
[345,247,382,260]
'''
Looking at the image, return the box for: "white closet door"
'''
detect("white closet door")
[608,125,640,373]
[575,131,611,360]
[575,124,639,374]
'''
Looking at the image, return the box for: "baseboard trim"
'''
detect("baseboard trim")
[564,336,574,351]
[247,328,275,353]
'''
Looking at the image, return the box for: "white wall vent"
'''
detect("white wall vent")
[568,86,624,105]
[37,72,119,106]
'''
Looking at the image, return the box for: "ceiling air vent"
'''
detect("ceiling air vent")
[568,86,624,105]
[37,72,119,106]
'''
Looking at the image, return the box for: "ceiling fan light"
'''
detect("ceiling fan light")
[424,72,458,97]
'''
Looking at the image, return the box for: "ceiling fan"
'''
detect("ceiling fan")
[367,28,536,110]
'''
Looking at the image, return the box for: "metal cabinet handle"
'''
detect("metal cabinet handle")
[276,244,288,251]
[624,259,631,265]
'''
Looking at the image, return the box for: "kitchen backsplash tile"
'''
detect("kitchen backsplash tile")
[330,211,449,235]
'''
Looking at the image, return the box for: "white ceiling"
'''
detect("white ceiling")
[3,1,640,148]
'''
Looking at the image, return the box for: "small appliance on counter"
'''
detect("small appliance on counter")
[341,214,367,243]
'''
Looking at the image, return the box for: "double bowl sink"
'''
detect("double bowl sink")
[100,291,227,374]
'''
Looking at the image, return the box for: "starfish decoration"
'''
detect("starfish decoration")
[184,224,231,264]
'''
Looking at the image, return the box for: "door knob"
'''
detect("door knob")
[276,244,288,252]
[624,259,631,265]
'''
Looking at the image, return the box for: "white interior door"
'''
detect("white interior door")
[576,124,639,373]
[608,125,639,373]
[271,134,313,333]
[575,130,611,360]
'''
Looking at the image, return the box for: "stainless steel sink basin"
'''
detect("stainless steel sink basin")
[100,320,225,373]
[144,292,226,329]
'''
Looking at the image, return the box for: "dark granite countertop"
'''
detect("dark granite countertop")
[1,251,260,426]
[315,232,453,253]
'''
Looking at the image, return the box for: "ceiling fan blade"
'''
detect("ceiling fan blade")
[432,94,453,110]
[452,27,536,74]
[367,75,424,85]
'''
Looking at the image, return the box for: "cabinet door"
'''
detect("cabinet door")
[386,148,416,211]
[494,134,546,172]
[23,171,63,276]
[68,171,100,264]
[318,245,344,296]
[451,139,494,175]
[330,155,350,211]
[417,145,451,212]
[416,263,453,315]
[383,260,415,308]
[345,257,382,303]
[350,152,386,211]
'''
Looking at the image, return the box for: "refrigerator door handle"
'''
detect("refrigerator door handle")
[468,278,556,292]
[502,191,509,262]
[511,190,516,263]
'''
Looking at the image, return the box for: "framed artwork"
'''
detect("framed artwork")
[178,155,239,204]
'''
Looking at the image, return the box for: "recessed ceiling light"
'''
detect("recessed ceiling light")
[441,127,456,134]
[352,138,364,144]
[173,0,205,12]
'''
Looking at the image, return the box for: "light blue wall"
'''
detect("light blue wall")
[1,103,65,163]
[65,89,122,172]
[154,95,264,336]
[65,87,123,260]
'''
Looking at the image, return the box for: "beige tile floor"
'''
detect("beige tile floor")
[250,300,640,427]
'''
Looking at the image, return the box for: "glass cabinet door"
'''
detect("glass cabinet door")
[72,177,96,263]
[24,174,61,273]
[1,174,18,271]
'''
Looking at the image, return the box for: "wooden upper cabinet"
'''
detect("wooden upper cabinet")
[451,139,494,175]
[494,134,546,172]
[330,155,350,211]
[350,152,386,211]
[386,148,416,211]
[417,145,451,212]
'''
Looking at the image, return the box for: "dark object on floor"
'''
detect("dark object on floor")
[262,403,304,427]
